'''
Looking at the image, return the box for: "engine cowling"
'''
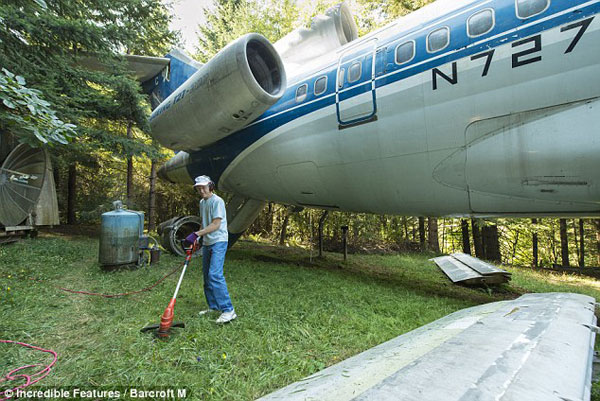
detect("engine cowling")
[149,33,286,151]
[273,2,358,77]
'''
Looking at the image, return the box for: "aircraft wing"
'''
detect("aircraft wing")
[77,53,170,84]
[258,292,597,401]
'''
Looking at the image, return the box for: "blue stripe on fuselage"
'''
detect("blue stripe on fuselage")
[185,0,600,185]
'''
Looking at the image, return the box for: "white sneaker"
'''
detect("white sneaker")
[198,308,218,316]
[216,310,237,324]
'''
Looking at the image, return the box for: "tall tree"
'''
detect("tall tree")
[471,219,484,258]
[595,219,600,266]
[559,219,569,267]
[531,218,539,267]
[428,217,439,253]
[578,219,585,267]
[1,0,177,222]
[148,159,158,231]
[418,216,426,249]
[482,224,501,262]
[461,219,471,254]
[196,0,298,63]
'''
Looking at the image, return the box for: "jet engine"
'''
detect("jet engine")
[149,33,286,151]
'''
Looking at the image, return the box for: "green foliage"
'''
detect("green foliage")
[0,68,76,146]
[0,0,177,162]
[196,0,298,62]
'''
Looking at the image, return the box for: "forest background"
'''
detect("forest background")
[1,0,599,268]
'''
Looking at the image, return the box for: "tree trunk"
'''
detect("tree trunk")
[126,122,133,206]
[461,219,471,254]
[266,203,274,234]
[572,219,580,266]
[532,218,539,267]
[418,217,426,249]
[596,219,600,266]
[482,224,501,262]
[428,217,440,253]
[148,159,157,232]
[471,219,484,258]
[279,209,290,246]
[579,219,585,267]
[67,163,76,224]
[318,211,328,257]
[559,218,569,267]
[440,218,446,253]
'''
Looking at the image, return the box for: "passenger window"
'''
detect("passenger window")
[295,84,308,102]
[338,68,345,89]
[427,27,450,53]
[348,61,361,83]
[468,9,494,37]
[314,76,327,96]
[516,0,549,19]
[395,41,415,65]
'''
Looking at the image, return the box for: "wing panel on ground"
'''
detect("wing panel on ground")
[257,293,596,401]
[431,255,483,283]
[452,252,510,276]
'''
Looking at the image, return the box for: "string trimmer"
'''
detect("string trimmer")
[141,239,198,338]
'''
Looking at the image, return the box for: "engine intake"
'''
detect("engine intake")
[149,33,286,151]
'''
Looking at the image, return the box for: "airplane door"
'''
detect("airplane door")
[336,39,378,127]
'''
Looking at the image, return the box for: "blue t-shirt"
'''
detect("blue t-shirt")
[199,193,228,245]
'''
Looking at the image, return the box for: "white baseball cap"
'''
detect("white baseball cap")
[194,175,212,187]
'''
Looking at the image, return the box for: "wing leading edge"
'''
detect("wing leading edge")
[257,292,597,401]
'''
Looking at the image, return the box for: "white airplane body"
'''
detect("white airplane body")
[146,0,599,236]
[128,3,600,398]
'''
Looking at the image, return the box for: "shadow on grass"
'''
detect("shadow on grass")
[228,243,523,307]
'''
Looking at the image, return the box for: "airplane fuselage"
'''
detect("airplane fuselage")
[165,0,600,217]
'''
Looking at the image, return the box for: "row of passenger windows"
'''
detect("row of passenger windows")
[296,0,551,102]
[396,0,550,63]
[295,61,362,102]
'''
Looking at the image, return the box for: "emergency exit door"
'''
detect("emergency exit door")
[336,39,378,128]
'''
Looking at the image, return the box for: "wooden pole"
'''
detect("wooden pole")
[341,225,349,262]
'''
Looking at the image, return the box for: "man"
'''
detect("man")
[191,175,236,324]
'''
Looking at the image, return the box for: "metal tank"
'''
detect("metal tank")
[99,201,144,266]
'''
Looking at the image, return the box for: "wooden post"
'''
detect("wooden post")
[341,225,349,262]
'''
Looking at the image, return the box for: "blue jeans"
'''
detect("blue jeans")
[202,242,233,312]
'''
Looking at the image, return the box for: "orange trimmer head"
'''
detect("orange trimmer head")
[141,241,197,338]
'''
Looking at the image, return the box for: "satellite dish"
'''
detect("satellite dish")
[0,144,48,226]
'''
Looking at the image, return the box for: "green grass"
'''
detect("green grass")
[1,234,599,400]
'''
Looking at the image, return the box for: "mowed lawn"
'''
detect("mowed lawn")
[1,233,600,400]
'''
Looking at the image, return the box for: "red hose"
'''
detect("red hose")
[0,259,190,397]
[0,340,57,400]
[28,261,185,298]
